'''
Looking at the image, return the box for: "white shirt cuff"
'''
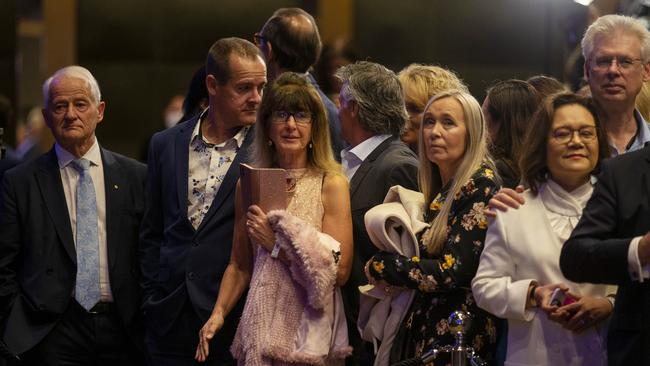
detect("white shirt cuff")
[628,236,650,282]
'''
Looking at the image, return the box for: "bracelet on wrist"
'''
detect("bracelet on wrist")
[270,242,281,258]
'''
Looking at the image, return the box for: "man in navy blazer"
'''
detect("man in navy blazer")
[561,145,650,366]
[139,38,267,365]
[0,66,146,365]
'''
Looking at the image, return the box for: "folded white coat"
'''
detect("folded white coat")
[358,185,429,366]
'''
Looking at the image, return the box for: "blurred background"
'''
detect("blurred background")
[0,0,644,160]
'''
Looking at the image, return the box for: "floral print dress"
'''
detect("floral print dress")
[368,166,499,364]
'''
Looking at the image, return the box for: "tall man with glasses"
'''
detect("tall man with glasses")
[0,66,147,365]
[254,7,345,160]
[559,14,650,366]
[582,14,650,155]
[139,37,266,365]
[489,14,650,209]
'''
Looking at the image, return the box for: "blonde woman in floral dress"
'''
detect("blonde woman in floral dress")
[366,90,499,364]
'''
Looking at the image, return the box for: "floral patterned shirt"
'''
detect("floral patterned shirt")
[369,165,499,362]
[187,112,249,229]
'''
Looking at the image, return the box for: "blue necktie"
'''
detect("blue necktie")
[71,158,100,311]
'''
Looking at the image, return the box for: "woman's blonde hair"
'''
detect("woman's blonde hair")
[418,90,495,255]
[251,72,341,175]
[636,81,650,121]
[398,64,468,111]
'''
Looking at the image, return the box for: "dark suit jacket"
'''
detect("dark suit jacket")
[342,137,419,331]
[0,149,21,182]
[0,147,146,355]
[139,114,250,340]
[560,145,650,366]
[306,72,345,161]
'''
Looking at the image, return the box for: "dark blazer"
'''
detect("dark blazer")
[560,145,650,366]
[341,137,418,355]
[306,72,345,161]
[0,147,146,355]
[139,115,250,339]
[0,149,21,182]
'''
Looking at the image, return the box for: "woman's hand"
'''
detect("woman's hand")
[195,312,224,362]
[485,185,525,218]
[246,205,275,252]
[531,283,569,314]
[364,258,377,284]
[556,295,614,333]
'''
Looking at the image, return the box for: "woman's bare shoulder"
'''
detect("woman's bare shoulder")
[322,171,349,193]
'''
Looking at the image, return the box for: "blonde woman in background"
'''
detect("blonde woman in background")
[635,81,650,122]
[398,64,468,152]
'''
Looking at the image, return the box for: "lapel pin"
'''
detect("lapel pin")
[114,184,119,189]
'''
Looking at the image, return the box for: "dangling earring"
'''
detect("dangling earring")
[308,141,313,149]
[268,140,273,146]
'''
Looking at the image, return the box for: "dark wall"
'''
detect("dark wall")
[0,0,16,145]
[78,0,299,160]
[354,0,586,99]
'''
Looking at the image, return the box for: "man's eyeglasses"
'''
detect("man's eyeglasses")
[271,110,312,125]
[253,33,267,47]
[591,56,643,72]
[551,127,597,144]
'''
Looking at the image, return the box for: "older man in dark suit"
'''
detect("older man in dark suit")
[561,145,650,365]
[0,66,146,365]
[139,37,266,365]
[336,61,419,365]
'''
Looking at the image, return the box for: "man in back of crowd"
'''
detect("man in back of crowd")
[489,14,650,211]
[255,7,345,159]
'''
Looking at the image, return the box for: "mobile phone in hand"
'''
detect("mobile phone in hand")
[549,288,576,307]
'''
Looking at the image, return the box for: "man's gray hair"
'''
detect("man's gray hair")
[42,65,102,106]
[336,61,408,136]
[582,14,650,62]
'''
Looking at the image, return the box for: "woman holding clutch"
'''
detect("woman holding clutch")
[365,90,499,363]
[195,72,353,365]
[471,93,614,365]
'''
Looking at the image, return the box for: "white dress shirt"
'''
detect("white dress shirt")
[56,139,113,302]
[340,134,391,180]
[627,236,649,281]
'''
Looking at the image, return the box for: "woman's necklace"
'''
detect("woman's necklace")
[286,168,308,193]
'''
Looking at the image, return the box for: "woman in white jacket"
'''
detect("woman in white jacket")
[472,92,615,366]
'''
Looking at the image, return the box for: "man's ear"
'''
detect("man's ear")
[583,60,591,83]
[96,101,106,123]
[642,61,650,82]
[42,108,51,129]
[265,41,274,62]
[349,100,359,118]
[206,74,219,96]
